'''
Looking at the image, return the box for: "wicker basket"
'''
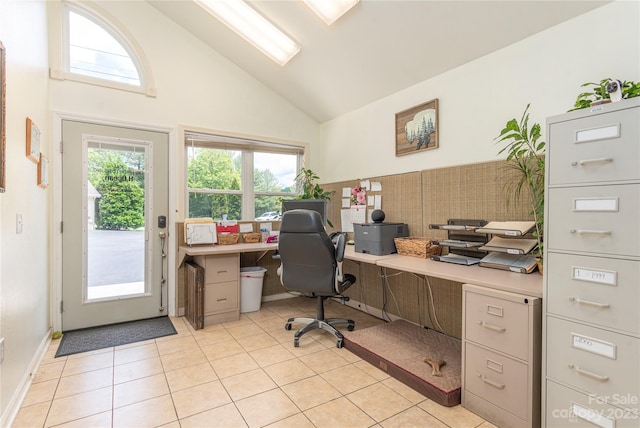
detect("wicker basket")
[242,232,262,243]
[217,233,239,245]
[394,237,441,258]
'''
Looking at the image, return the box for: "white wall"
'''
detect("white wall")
[318,1,640,184]
[0,0,51,422]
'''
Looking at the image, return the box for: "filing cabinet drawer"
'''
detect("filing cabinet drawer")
[548,106,640,185]
[546,253,640,336]
[546,380,639,427]
[204,281,238,314]
[465,342,528,420]
[547,184,640,257]
[465,289,530,360]
[204,255,239,284]
[546,317,639,406]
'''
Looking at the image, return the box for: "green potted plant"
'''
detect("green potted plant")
[288,167,335,227]
[570,78,640,111]
[495,104,545,269]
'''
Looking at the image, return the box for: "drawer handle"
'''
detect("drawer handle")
[217,270,228,274]
[480,375,505,390]
[568,297,610,309]
[571,157,614,167]
[216,298,227,302]
[569,364,609,382]
[570,229,612,236]
[479,321,506,332]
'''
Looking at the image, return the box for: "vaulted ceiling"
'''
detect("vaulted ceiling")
[148,1,609,123]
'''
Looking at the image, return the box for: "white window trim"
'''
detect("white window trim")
[48,0,157,97]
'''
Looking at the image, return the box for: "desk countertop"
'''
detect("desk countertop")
[344,246,542,298]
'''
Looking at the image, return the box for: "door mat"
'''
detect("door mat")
[344,319,461,407]
[55,316,177,357]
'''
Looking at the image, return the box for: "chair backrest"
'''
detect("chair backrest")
[278,209,337,296]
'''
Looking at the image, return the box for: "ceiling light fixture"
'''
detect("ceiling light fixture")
[195,0,300,66]
[303,0,359,25]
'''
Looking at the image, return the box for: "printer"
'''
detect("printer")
[354,222,409,255]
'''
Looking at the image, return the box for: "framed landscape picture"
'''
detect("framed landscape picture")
[26,117,41,163]
[395,98,439,156]
[38,153,49,188]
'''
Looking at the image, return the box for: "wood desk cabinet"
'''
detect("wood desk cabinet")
[462,284,541,428]
[191,253,240,327]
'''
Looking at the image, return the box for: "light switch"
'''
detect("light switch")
[16,213,23,234]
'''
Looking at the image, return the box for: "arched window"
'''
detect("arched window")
[50,2,155,96]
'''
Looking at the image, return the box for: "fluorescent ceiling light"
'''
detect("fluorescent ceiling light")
[195,0,300,66]
[303,0,359,25]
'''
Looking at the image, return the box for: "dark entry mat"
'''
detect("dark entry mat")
[55,316,177,357]
[344,319,461,407]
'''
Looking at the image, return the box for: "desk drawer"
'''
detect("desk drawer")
[465,289,530,360]
[465,342,528,420]
[204,255,238,284]
[546,317,639,405]
[546,380,639,427]
[548,106,640,185]
[204,281,238,314]
[546,253,640,336]
[547,184,640,257]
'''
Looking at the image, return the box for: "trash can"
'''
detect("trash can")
[240,267,267,313]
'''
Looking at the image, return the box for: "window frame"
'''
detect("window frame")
[185,132,305,221]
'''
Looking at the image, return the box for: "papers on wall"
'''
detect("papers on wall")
[371,181,382,192]
[341,205,366,233]
[342,187,351,197]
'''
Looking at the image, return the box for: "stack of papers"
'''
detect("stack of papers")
[479,252,538,273]
[475,221,535,236]
[479,236,538,255]
[432,239,484,248]
[430,254,482,265]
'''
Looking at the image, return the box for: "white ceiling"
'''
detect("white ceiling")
[148,0,609,123]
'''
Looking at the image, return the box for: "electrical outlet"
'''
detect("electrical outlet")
[0,337,5,364]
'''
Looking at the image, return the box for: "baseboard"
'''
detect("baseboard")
[343,298,402,322]
[2,328,52,428]
[262,293,297,302]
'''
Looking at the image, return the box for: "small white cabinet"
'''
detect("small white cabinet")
[462,284,541,427]
[193,253,240,326]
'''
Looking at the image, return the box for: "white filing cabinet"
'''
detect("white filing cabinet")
[543,99,640,427]
[462,284,541,427]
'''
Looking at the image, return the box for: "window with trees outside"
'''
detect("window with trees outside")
[186,132,304,221]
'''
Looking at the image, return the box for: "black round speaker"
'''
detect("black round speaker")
[371,209,385,223]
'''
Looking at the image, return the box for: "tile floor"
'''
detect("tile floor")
[13,297,495,428]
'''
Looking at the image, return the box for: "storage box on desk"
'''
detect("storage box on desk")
[242,232,262,243]
[217,233,239,245]
[394,237,441,258]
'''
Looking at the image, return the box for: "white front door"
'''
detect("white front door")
[61,120,169,331]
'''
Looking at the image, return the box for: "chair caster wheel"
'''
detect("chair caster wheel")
[348,324,355,331]
[285,323,292,331]
[336,339,343,349]
[294,339,299,347]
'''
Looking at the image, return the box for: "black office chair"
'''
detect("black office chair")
[277,209,356,348]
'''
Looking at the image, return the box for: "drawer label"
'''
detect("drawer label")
[575,124,620,143]
[572,333,617,359]
[572,267,617,286]
[570,403,615,428]
[573,198,619,212]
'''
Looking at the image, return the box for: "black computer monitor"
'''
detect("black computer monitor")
[281,199,328,226]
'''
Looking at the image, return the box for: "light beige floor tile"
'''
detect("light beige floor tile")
[298,348,350,374]
[265,412,315,428]
[210,352,259,379]
[21,378,58,407]
[113,356,163,384]
[418,401,486,428]
[226,322,265,339]
[113,373,169,408]
[159,347,208,371]
[235,388,299,428]
[347,382,413,422]
[245,308,279,321]
[353,360,391,381]
[179,403,248,428]
[12,401,50,428]
[477,421,500,428]
[112,393,177,428]
[304,396,376,428]
[65,346,113,360]
[165,361,218,392]
[32,360,65,384]
[381,377,429,404]
[45,386,112,427]
[42,343,63,363]
[380,405,447,428]
[114,342,158,365]
[249,343,295,367]
[61,351,113,377]
[155,335,199,355]
[253,316,288,332]
[200,339,245,361]
[53,410,112,428]
[222,317,254,329]
[171,380,232,419]
[158,421,181,428]
[320,363,378,395]
[330,345,362,363]
[220,367,277,401]
[193,328,233,346]
[237,331,279,352]
[263,359,316,386]
[281,375,342,411]
[55,367,113,398]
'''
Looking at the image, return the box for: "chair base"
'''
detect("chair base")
[285,316,354,348]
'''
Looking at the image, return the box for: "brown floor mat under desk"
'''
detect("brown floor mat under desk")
[344,319,461,407]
